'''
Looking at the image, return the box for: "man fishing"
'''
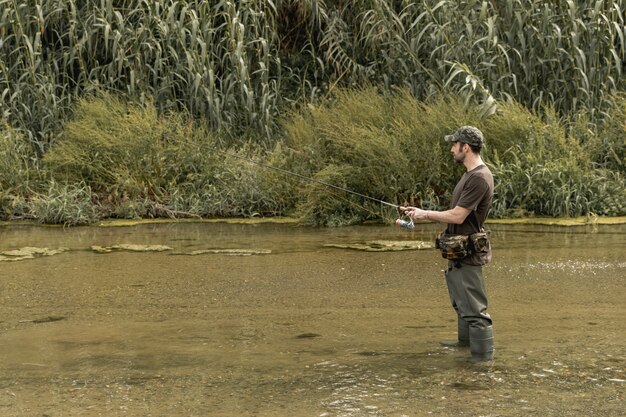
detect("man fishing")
[400,126,495,362]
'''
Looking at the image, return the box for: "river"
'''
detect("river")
[0,221,624,416]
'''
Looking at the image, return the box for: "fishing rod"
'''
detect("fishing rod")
[226,152,416,229]
[227,153,400,208]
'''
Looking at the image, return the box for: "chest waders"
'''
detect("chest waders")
[444,262,494,362]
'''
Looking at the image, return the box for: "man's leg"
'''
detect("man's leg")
[440,287,470,347]
[445,264,494,361]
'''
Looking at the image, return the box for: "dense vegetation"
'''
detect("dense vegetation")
[0,1,624,225]
[2,90,624,226]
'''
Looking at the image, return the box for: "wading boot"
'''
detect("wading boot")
[469,326,494,362]
[440,317,470,348]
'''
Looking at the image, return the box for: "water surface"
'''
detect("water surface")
[0,222,624,416]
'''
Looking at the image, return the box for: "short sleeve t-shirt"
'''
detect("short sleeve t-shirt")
[446,164,494,265]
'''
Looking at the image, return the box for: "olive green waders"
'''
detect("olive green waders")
[444,262,494,361]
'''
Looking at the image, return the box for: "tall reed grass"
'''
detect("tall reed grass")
[1,0,623,151]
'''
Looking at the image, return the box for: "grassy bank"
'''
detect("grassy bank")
[1,90,624,226]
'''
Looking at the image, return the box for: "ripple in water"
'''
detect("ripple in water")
[315,361,405,416]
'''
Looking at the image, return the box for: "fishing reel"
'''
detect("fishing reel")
[396,216,415,230]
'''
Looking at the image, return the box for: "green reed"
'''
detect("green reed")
[30,181,98,226]
[1,0,623,152]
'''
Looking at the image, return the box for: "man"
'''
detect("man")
[400,126,495,362]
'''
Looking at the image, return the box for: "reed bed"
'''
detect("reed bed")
[1,0,623,151]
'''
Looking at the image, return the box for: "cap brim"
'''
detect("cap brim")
[444,134,456,142]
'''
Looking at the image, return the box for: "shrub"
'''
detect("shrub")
[0,124,37,192]
[0,124,40,219]
[282,88,483,225]
[43,93,296,219]
[490,149,625,217]
[30,181,98,226]
[284,88,625,224]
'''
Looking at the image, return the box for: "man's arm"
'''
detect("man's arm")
[401,205,472,225]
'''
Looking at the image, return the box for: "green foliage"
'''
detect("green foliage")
[2,87,624,225]
[283,88,481,226]
[588,93,626,171]
[44,94,168,194]
[0,0,283,146]
[165,143,297,218]
[1,0,623,150]
[42,93,294,220]
[0,123,36,193]
[484,100,625,218]
[30,181,98,226]
[490,149,625,218]
[0,123,40,219]
[284,88,625,224]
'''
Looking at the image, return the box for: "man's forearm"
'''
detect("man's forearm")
[424,209,463,224]
[402,205,470,224]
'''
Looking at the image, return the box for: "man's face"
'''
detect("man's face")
[451,141,467,164]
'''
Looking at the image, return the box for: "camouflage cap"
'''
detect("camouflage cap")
[444,126,484,147]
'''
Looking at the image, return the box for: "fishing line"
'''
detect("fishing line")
[223,151,415,229]
[227,152,402,209]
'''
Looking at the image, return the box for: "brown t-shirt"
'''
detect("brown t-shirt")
[446,164,494,265]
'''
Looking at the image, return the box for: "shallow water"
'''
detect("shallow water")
[0,222,624,416]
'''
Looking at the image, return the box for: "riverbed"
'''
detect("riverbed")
[0,221,624,416]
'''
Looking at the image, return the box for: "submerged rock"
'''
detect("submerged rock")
[296,333,321,339]
[19,316,66,324]
[91,244,173,253]
[324,240,434,252]
[187,249,271,256]
[0,246,70,262]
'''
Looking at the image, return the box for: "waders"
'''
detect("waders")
[444,262,494,362]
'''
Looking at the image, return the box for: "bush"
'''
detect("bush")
[0,124,40,219]
[0,124,37,191]
[490,149,625,218]
[43,93,296,219]
[588,93,626,171]
[282,88,483,226]
[30,181,98,226]
[283,88,625,224]
[15,89,626,225]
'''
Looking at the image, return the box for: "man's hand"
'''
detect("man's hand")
[400,206,429,220]
[400,205,472,224]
